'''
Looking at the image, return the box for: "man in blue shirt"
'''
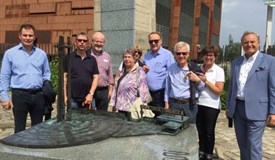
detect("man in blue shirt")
[0,24,51,133]
[164,41,205,123]
[143,32,175,111]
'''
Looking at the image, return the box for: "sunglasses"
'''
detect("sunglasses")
[176,52,189,56]
[77,39,88,43]
[148,39,160,44]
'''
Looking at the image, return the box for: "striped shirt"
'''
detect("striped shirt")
[90,50,114,87]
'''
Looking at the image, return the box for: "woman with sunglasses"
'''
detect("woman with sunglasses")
[196,45,225,160]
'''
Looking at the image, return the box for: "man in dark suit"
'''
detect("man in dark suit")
[226,31,275,160]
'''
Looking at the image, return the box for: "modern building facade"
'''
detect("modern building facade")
[0,0,222,68]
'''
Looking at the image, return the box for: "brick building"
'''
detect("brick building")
[0,0,222,68]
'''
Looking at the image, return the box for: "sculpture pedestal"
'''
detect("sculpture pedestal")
[0,111,198,159]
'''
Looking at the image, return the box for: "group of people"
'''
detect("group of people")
[1,23,275,160]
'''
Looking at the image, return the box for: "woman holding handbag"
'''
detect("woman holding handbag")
[109,49,150,119]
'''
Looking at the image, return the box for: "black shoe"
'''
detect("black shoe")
[199,151,206,160]
[206,154,213,160]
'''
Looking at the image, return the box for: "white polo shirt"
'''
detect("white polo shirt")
[197,64,225,109]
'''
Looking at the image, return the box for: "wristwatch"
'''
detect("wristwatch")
[89,91,94,96]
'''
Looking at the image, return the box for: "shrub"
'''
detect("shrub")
[220,68,230,110]
[49,55,59,92]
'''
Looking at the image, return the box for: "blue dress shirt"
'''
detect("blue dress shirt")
[164,63,205,102]
[143,47,175,91]
[0,43,51,101]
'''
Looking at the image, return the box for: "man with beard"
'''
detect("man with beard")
[64,32,99,109]
[90,32,114,110]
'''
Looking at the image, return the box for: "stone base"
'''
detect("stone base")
[0,124,198,160]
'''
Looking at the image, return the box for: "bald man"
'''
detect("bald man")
[89,32,114,111]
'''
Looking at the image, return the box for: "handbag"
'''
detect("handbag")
[146,91,153,104]
[107,104,115,112]
[130,97,155,120]
[130,67,155,120]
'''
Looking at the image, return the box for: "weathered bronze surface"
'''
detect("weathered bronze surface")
[0,110,190,148]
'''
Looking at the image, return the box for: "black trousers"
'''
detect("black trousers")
[149,89,165,108]
[12,89,45,133]
[94,87,109,111]
[149,89,165,116]
[196,105,220,154]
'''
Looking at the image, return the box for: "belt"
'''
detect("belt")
[96,86,109,90]
[150,88,165,94]
[236,98,245,102]
[170,97,190,104]
[12,88,42,94]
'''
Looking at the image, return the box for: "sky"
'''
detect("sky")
[220,0,275,49]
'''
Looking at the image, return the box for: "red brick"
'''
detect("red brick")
[29,3,56,13]
[72,0,94,8]
[56,2,71,16]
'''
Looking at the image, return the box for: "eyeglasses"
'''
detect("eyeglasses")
[77,39,88,43]
[204,54,215,57]
[149,39,160,44]
[134,50,141,55]
[176,52,189,56]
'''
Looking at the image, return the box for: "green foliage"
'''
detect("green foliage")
[49,55,59,92]
[224,42,242,62]
[229,34,234,45]
[220,66,230,110]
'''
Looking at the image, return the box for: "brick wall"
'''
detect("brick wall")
[0,0,94,44]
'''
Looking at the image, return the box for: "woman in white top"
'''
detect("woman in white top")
[196,45,225,160]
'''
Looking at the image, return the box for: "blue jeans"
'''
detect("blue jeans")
[169,101,198,123]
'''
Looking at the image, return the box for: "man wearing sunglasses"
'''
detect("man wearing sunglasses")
[64,32,99,109]
[164,41,205,123]
[143,32,175,113]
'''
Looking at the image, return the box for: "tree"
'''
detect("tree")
[224,35,242,62]
[229,34,234,45]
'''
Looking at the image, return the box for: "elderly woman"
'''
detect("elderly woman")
[109,49,149,114]
[196,45,225,160]
[114,45,143,81]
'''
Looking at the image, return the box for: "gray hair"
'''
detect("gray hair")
[173,41,190,52]
[241,31,260,44]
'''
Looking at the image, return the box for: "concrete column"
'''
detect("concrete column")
[265,5,273,52]
[94,0,101,31]
[99,0,156,72]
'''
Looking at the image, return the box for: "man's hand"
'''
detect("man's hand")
[185,71,201,83]
[84,94,93,105]
[143,65,150,73]
[225,109,229,119]
[2,100,13,110]
[266,114,275,127]
[164,102,169,109]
